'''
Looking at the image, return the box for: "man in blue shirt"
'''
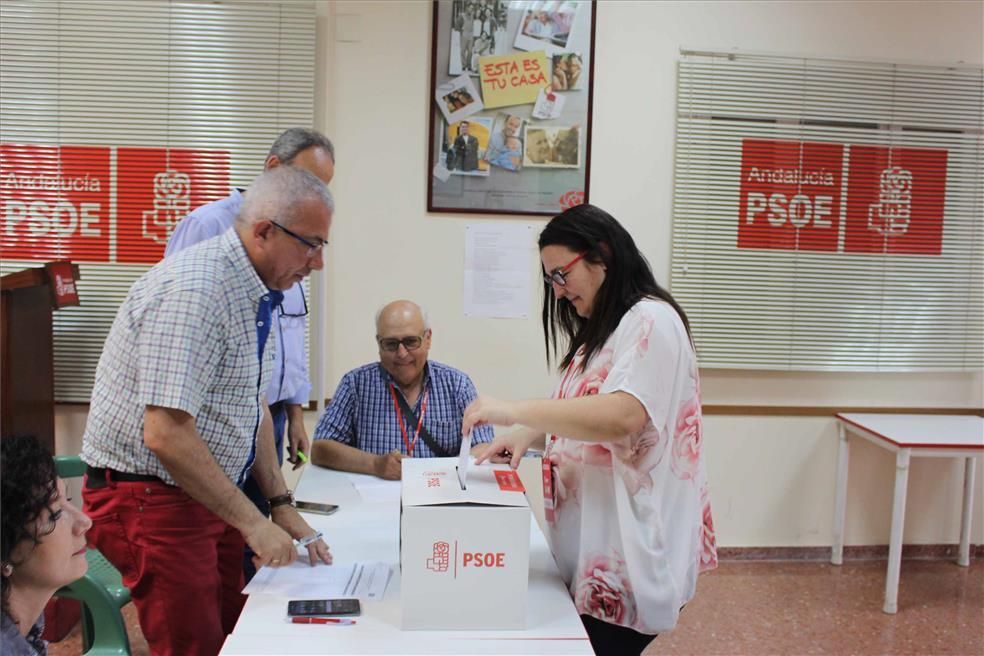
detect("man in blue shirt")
[311,300,494,480]
[165,127,334,580]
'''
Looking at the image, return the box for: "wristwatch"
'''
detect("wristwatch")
[267,490,294,509]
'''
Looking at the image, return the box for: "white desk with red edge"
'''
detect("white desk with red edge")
[831,413,984,613]
[220,461,592,655]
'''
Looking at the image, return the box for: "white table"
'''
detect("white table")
[831,413,984,613]
[221,464,592,655]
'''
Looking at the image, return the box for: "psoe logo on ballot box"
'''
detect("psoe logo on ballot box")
[737,139,844,252]
[426,541,450,572]
[424,540,507,576]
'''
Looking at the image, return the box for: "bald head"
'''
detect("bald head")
[375,300,432,390]
[375,300,430,334]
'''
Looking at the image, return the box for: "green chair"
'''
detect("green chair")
[53,455,132,656]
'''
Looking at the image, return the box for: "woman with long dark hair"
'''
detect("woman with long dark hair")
[466,204,717,656]
[1,436,92,656]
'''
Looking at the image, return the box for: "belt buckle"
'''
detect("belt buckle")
[85,474,109,490]
[85,466,111,490]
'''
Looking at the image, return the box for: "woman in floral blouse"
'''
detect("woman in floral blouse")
[467,203,717,656]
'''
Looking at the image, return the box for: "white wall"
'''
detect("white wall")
[55,0,983,548]
[310,0,983,547]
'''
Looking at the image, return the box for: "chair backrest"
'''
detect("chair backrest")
[55,454,87,479]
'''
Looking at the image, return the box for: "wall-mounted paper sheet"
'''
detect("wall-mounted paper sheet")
[463,223,536,318]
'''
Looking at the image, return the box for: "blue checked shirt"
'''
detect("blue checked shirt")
[314,361,494,456]
[166,189,312,405]
[82,230,276,486]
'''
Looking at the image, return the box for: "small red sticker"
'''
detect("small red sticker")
[494,469,525,492]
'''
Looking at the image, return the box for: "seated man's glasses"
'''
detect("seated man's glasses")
[543,252,586,287]
[378,333,428,352]
[271,220,327,258]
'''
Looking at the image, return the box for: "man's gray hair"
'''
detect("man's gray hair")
[375,302,431,332]
[269,128,335,164]
[237,167,334,229]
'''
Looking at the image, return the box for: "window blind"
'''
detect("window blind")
[671,50,983,371]
[0,0,317,401]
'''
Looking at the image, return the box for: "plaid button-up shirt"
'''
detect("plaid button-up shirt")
[82,229,275,486]
[313,362,494,456]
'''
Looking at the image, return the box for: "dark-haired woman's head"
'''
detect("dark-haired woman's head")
[1,435,91,620]
[538,203,692,370]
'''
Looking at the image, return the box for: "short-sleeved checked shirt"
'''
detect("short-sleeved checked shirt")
[81,229,276,486]
[313,361,494,456]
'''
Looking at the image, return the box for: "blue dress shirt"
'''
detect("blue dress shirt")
[314,361,494,456]
[165,190,312,405]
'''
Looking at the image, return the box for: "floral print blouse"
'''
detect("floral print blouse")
[544,299,717,634]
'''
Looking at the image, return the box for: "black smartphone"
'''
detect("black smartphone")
[287,599,361,617]
[294,500,339,515]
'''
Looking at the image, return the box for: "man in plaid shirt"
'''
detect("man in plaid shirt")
[81,167,333,656]
[311,300,494,479]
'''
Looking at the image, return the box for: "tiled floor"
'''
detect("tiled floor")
[48,558,982,655]
[647,559,983,656]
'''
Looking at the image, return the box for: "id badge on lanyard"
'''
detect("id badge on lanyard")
[544,358,576,525]
[542,436,556,524]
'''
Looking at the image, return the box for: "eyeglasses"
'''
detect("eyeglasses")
[278,287,309,319]
[543,252,586,287]
[378,332,429,353]
[271,220,328,258]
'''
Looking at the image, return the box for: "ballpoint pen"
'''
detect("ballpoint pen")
[290,617,356,625]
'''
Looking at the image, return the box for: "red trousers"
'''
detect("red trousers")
[83,478,247,656]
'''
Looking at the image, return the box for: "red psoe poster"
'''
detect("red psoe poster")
[737,139,845,252]
[843,145,947,255]
[117,147,230,263]
[1,144,112,263]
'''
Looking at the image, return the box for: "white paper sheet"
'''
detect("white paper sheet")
[349,477,402,504]
[463,223,536,319]
[243,561,391,600]
[532,87,566,119]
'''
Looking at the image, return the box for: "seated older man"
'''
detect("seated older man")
[311,300,493,479]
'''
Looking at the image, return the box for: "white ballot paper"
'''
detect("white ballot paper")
[349,476,402,504]
[243,561,391,600]
[456,431,472,490]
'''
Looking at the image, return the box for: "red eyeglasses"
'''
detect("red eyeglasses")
[543,252,585,287]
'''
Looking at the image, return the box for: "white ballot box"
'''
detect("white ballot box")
[400,457,531,630]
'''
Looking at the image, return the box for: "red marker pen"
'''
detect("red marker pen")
[290,617,356,625]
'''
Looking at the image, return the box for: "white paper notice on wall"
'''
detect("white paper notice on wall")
[463,223,537,319]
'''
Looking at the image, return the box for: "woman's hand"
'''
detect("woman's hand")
[473,431,539,469]
[462,395,518,437]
